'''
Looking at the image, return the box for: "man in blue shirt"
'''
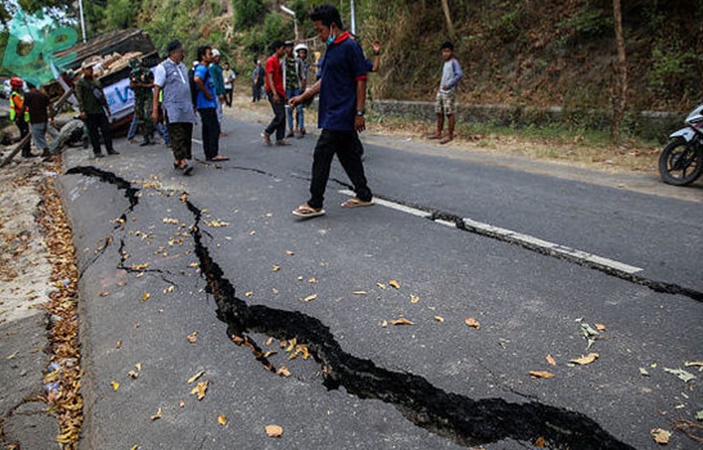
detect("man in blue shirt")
[289,4,373,218]
[194,45,229,161]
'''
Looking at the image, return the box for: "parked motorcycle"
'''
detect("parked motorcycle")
[659,104,703,185]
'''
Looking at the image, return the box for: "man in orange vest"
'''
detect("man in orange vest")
[9,77,35,158]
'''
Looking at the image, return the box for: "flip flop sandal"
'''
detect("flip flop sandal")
[292,204,325,219]
[341,198,374,208]
[211,155,230,161]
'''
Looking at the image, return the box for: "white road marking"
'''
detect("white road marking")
[340,190,643,275]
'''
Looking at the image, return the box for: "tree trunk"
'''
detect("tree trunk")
[440,0,456,40]
[612,0,627,142]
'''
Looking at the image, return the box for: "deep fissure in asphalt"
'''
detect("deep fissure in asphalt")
[68,166,637,449]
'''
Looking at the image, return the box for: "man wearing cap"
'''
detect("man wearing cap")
[209,49,226,133]
[294,43,310,136]
[9,77,34,157]
[261,40,290,146]
[283,41,306,139]
[152,40,197,174]
[76,61,118,158]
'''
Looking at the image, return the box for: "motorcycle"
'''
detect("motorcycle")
[659,103,703,185]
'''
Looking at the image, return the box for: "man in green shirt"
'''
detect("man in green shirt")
[75,61,117,157]
[129,57,156,146]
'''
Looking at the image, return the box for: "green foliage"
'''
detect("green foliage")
[557,4,612,45]
[102,0,142,30]
[648,40,700,96]
[233,0,265,29]
[262,13,293,44]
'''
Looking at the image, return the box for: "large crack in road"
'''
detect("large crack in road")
[67,165,638,449]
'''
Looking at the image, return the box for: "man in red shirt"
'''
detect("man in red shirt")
[261,40,291,146]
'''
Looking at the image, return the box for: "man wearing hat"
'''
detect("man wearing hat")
[9,77,34,157]
[76,60,117,158]
[209,48,226,132]
[152,40,197,174]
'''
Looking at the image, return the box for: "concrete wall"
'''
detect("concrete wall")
[369,99,682,142]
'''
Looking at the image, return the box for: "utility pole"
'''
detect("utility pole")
[78,0,87,43]
[280,5,298,41]
[350,0,356,35]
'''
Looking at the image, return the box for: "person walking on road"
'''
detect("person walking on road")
[9,77,34,158]
[152,40,197,175]
[24,83,60,159]
[289,4,373,218]
[194,45,229,161]
[262,40,291,146]
[76,61,118,158]
[428,41,463,144]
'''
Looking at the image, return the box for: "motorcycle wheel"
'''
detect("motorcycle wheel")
[658,138,703,186]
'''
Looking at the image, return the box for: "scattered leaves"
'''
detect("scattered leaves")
[151,407,162,420]
[546,355,556,366]
[265,424,283,437]
[98,291,110,297]
[353,291,368,295]
[664,367,696,383]
[389,317,414,326]
[376,282,387,290]
[187,370,205,384]
[272,265,281,272]
[187,331,198,343]
[639,367,650,376]
[140,293,150,302]
[217,414,227,426]
[650,428,671,444]
[308,277,317,284]
[245,291,254,297]
[302,294,317,302]
[465,317,481,329]
[569,353,599,365]
[163,285,174,294]
[594,323,607,331]
[389,280,401,289]
[162,217,179,224]
[190,381,208,400]
[110,381,120,391]
[277,366,292,377]
[434,316,444,323]
[529,371,555,379]
[285,250,295,255]
[410,295,420,303]
[207,220,230,228]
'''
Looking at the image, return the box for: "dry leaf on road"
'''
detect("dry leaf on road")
[302,294,317,302]
[151,407,162,420]
[650,428,671,444]
[277,366,291,377]
[465,317,481,329]
[389,317,414,326]
[190,381,208,400]
[265,424,283,437]
[529,371,555,379]
[546,355,556,366]
[410,295,420,303]
[187,331,198,343]
[217,414,227,426]
[187,370,205,384]
[141,293,150,302]
[569,353,599,365]
[110,381,120,391]
[434,316,444,323]
[389,280,401,289]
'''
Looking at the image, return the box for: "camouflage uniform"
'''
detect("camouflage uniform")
[130,61,155,140]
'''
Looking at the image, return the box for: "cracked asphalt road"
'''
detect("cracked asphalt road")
[59,113,702,449]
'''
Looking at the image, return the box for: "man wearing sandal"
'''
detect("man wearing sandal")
[153,40,196,175]
[289,4,373,219]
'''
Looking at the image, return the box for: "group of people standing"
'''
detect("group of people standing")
[8,77,60,159]
[261,40,310,145]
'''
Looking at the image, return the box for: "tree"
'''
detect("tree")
[440,0,455,40]
[611,0,627,141]
[234,0,266,29]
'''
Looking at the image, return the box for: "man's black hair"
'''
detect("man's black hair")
[270,40,285,53]
[440,41,454,51]
[165,40,182,54]
[310,4,343,29]
[196,45,212,62]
